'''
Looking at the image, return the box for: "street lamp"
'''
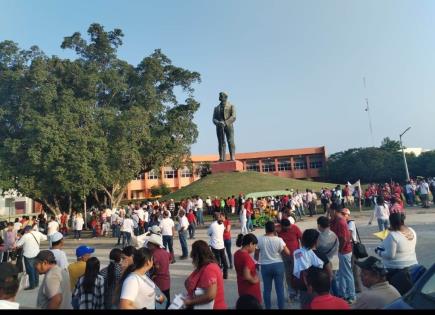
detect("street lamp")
[399,127,411,181]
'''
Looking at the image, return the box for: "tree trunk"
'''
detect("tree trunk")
[68,195,73,217]
[102,183,126,209]
[40,197,60,216]
[92,190,101,206]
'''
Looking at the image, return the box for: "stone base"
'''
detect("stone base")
[211,160,244,173]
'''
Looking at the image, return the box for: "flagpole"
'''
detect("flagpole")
[363,77,375,147]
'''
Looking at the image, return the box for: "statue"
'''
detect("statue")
[212,92,236,161]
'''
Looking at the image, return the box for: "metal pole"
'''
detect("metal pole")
[400,127,411,182]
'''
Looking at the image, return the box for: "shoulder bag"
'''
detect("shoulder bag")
[352,226,368,259]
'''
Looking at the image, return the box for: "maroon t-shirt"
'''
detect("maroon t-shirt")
[152,248,171,291]
[330,216,352,254]
[309,294,350,309]
[234,249,262,304]
[277,225,302,255]
[223,219,231,241]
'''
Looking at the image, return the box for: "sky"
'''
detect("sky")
[2,0,435,156]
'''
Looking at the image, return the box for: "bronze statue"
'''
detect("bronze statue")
[212,92,236,161]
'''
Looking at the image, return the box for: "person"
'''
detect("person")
[223,213,233,269]
[330,206,355,303]
[235,294,262,310]
[196,196,205,226]
[369,196,390,231]
[159,211,176,264]
[15,225,47,290]
[49,232,68,269]
[186,209,197,239]
[239,204,248,235]
[405,180,415,206]
[277,218,302,300]
[120,246,136,272]
[13,218,22,234]
[73,213,84,240]
[72,257,105,309]
[254,221,290,309]
[119,247,163,309]
[183,240,227,309]
[146,233,171,309]
[390,196,405,214]
[2,223,17,262]
[46,216,60,248]
[375,212,418,295]
[60,212,68,236]
[120,214,134,247]
[68,245,95,291]
[316,216,339,296]
[212,92,237,161]
[35,250,72,309]
[234,234,261,304]
[0,262,20,309]
[100,248,123,309]
[177,209,189,259]
[352,256,401,309]
[418,179,430,208]
[208,212,229,279]
[307,267,349,310]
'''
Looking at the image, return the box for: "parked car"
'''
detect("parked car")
[385,263,435,309]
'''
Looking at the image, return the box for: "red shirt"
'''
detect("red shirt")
[223,219,231,241]
[151,248,171,291]
[185,263,227,309]
[277,225,302,255]
[330,216,352,254]
[213,199,220,207]
[228,198,236,207]
[233,249,262,303]
[309,294,350,309]
[186,212,196,224]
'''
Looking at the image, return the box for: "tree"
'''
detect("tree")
[380,137,402,153]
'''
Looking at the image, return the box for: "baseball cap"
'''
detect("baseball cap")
[51,232,63,243]
[35,250,56,264]
[355,256,387,275]
[0,262,19,281]
[341,208,351,215]
[76,245,95,258]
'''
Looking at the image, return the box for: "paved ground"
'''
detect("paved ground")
[15,206,435,309]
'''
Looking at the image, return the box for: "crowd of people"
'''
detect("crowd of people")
[0,177,432,309]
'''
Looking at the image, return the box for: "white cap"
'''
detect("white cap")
[51,232,63,243]
[146,234,163,248]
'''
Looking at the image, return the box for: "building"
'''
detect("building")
[403,147,429,157]
[125,146,327,200]
[0,189,40,218]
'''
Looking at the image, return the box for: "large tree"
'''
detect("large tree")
[0,23,201,213]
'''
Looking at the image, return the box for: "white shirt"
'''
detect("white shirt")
[120,273,156,310]
[240,208,247,222]
[144,210,150,222]
[420,182,429,194]
[347,220,357,242]
[137,209,145,221]
[207,221,225,250]
[121,218,135,234]
[16,231,47,258]
[293,247,324,278]
[257,235,286,265]
[196,198,203,209]
[13,222,22,232]
[50,248,69,269]
[373,204,390,220]
[74,217,84,230]
[379,228,418,269]
[178,216,189,232]
[206,198,212,206]
[0,300,20,309]
[159,218,175,236]
[47,221,60,236]
[405,184,413,194]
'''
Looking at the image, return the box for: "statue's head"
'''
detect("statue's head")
[219,92,228,103]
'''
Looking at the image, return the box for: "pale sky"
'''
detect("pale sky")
[2,0,435,156]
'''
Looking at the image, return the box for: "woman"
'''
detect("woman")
[223,213,232,269]
[389,196,404,214]
[184,240,227,309]
[240,205,248,235]
[121,246,136,271]
[100,248,123,309]
[73,257,105,309]
[3,222,17,262]
[254,221,290,309]
[234,233,261,304]
[369,196,390,231]
[73,213,84,240]
[375,212,418,294]
[119,247,163,309]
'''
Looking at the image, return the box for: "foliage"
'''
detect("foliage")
[150,183,171,197]
[0,24,201,213]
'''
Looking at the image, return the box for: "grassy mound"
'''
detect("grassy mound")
[164,172,336,200]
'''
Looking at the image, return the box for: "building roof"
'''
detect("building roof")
[190,146,326,162]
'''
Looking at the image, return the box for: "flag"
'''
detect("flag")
[373,230,389,240]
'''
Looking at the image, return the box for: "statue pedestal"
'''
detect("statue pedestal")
[211,160,244,173]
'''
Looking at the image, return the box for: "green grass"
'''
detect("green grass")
[164,171,337,201]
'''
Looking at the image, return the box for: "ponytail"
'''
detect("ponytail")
[236,234,244,247]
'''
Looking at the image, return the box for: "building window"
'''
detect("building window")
[147,169,159,180]
[277,159,291,171]
[132,190,144,199]
[262,160,276,172]
[294,157,307,170]
[246,160,260,172]
[181,166,192,178]
[164,167,177,179]
[135,173,145,180]
[309,155,323,169]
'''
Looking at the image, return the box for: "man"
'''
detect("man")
[131,210,140,236]
[212,91,237,161]
[159,211,176,263]
[47,216,60,248]
[177,209,189,259]
[316,216,339,296]
[186,209,197,239]
[330,205,355,304]
[352,256,401,309]
[195,196,204,226]
[120,214,134,247]
[35,250,71,309]
[147,234,171,309]
[15,225,47,290]
[0,263,20,309]
[419,179,430,208]
[405,180,415,206]
[67,245,94,290]
[49,232,68,270]
[207,212,228,279]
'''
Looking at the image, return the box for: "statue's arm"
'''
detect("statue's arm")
[212,107,220,125]
[226,104,236,125]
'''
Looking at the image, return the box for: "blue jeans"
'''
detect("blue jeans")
[377,218,389,231]
[188,223,196,239]
[24,256,38,288]
[179,230,188,257]
[122,231,131,247]
[224,239,232,267]
[331,270,339,296]
[337,252,356,300]
[261,262,286,309]
[74,230,81,239]
[196,209,204,225]
[247,216,253,231]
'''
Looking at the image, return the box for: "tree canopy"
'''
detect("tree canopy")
[0,23,201,214]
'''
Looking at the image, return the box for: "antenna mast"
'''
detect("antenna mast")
[363,77,375,146]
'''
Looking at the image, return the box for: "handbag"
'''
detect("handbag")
[352,226,368,259]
